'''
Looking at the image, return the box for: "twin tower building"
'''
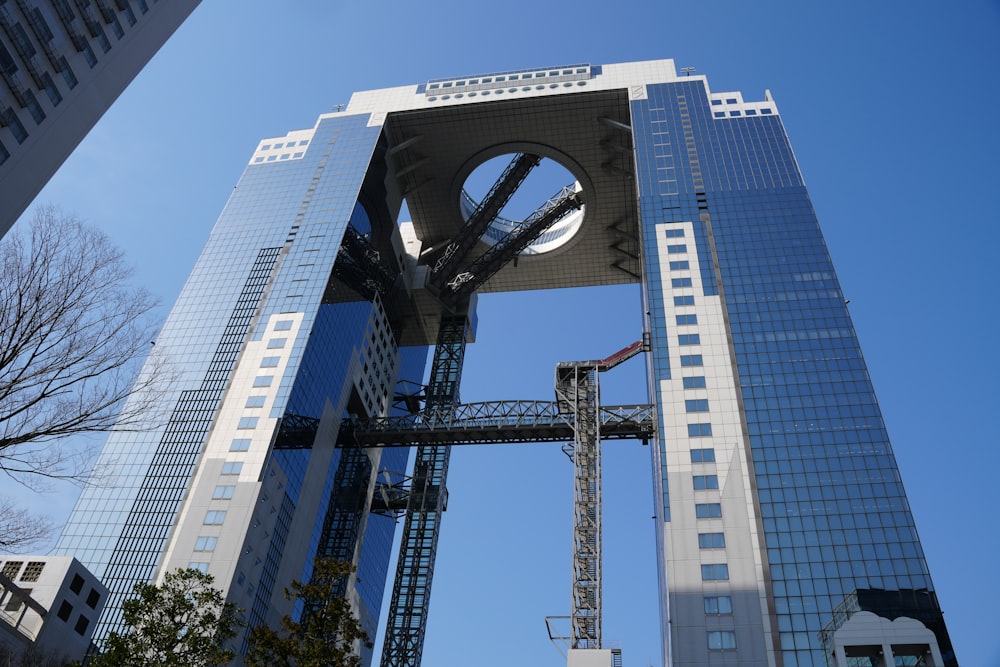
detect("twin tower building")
[54,60,955,666]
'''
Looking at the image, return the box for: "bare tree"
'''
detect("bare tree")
[0,207,164,548]
[0,495,53,551]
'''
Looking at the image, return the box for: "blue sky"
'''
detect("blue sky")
[6,1,999,665]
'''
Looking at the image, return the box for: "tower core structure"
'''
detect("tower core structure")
[55,60,955,667]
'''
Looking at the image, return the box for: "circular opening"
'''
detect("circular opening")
[460,153,585,256]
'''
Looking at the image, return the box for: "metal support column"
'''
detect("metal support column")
[380,312,469,667]
[555,362,602,649]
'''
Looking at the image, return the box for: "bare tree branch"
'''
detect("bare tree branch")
[0,207,169,549]
[0,495,54,551]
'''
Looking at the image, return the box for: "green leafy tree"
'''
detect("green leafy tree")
[89,568,241,667]
[245,558,371,667]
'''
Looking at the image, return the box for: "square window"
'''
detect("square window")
[693,474,719,490]
[695,503,722,518]
[678,333,700,345]
[690,448,715,462]
[674,295,695,306]
[688,423,712,437]
[683,376,707,389]
[194,536,218,552]
[667,244,687,254]
[252,376,273,388]
[237,417,258,430]
[699,532,726,548]
[708,630,737,650]
[701,563,729,581]
[20,562,44,582]
[676,314,698,325]
[669,260,689,270]
[188,562,209,574]
[204,510,227,525]
[70,574,84,594]
[671,277,693,288]
[713,112,725,118]
[221,461,243,475]
[57,600,73,621]
[260,356,280,368]
[74,615,90,636]
[704,595,733,615]
[665,229,685,238]
[212,486,235,500]
[680,355,703,367]
[685,399,709,412]
[230,438,251,452]
[245,396,266,408]
[729,110,741,117]
[267,338,287,349]
[761,108,772,114]
[274,320,293,331]
[85,589,100,609]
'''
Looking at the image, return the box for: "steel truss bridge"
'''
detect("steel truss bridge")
[339,401,655,447]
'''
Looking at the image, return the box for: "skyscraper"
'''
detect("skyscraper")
[0,0,200,237]
[55,59,954,666]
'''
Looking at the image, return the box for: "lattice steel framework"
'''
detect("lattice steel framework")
[429,152,540,286]
[380,313,469,667]
[341,401,654,446]
[555,361,603,649]
[442,185,584,306]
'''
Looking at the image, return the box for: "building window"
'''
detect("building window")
[701,564,729,581]
[274,320,293,331]
[69,573,84,594]
[85,589,100,609]
[188,562,209,574]
[688,423,712,437]
[260,356,280,368]
[74,615,90,636]
[665,229,685,238]
[699,532,726,549]
[230,438,251,452]
[267,338,287,349]
[673,295,695,306]
[245,395,266,408]
[212,486,235,500]
[678,333,700,345]
[680,355,703,367]
[708,631,737,650]
[667,244,687,254]
[57,600,73,621]
[669,260,689,270]
[676,314,698,325]
[683,376,707,389]
[693,475,719,490]
[237,417,258,430]
[204,511,227,525]
[671,277,693,288]
[704,595,733,615]
[20,561,44,582]
[685,399,709,413]
[252,376,273,388]
[695,503,722,518]
[690,448,715,463]
[194,536,218,552]
[221,462,243,475]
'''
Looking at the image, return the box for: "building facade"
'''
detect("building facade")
[56,60,954,666]
[0,0,200,237]
[0,556,107,662]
